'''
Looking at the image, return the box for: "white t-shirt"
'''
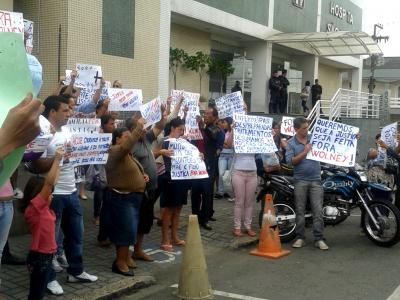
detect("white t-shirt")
[43,132,76,195]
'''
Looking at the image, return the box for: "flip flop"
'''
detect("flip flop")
[172,240,185,246]
[160,244,173,252]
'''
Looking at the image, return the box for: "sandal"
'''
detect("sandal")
[232,229,243,237]
[172,240,185,246]
[245,229,257,237]
[160,244,173,252]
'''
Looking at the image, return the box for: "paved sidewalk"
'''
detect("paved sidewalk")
[1,195,260,299]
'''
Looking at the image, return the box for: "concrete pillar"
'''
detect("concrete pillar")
[245,41,272,113]
[294,55,318,85]
[351,66,362,93]
[157,0,171,100]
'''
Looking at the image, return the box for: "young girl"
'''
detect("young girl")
[20,149,63,299]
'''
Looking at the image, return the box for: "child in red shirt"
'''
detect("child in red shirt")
[20,149,63,300]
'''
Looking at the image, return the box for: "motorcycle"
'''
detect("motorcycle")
[257,164,400,247]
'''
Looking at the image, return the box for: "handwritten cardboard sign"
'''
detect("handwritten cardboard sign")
[168,138,208,180]
[140,97,162,128]
[307,118,359,167]
[0,10,23,35]
[281,116,295,136]
[77,81,110,105]
[215,91,245,119]
[381,122,398,148]
[108,88,143,111]
[75,64,102,89]
[69,133,112,166]
[233,113,277,154]
[63,118,101,134]
[23,19,33,53]
[23,116,53,162]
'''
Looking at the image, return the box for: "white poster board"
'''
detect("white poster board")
[0,10,23,35]
[63,118,101,134]
[69,133,112,166]
[140,97,162,128]
[381,122,398,148]
[215,91,245,119]
[108,88,143,111]
[77,81,110,105]
[75,64,102,89]
[23,19,33,53]
[233,113,277,154]
[307,118,359,167]
[281,116,295,136]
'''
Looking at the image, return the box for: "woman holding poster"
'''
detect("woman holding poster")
[160,117,189,251]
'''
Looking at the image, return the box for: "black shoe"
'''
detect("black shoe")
[209,217,217,222]
[214,194,223,199]
[200,222,212,230]
[1,254,26,265]
[223,193,231,198]
[112,261,134,277]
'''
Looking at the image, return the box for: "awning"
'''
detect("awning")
[266,31,382,56]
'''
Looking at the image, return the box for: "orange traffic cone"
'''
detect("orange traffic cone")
[250,193,290,258]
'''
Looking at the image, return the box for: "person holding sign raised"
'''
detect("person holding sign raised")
[285,117,328,250]
[160,117,189,251]
[105,118,148,276]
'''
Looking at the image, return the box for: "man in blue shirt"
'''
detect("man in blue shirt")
[285,117,328,250]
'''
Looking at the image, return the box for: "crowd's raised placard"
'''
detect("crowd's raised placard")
[281,116,295,136]
[0,10,24,34]
[168,138,208,180]
[108,88,143,111]
[63,118,101,134]
[140,97,162,128]
[77,81,110,105]
[23,116,53,162]
[75,64,102,89]
[307,118,359,167]
[233,113,277,154]
[69,133,112,166]
[381,122,398,148]
[215,91,245,119]
[23,19,33,53]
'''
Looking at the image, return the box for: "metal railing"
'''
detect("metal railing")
[389,97,400,109]
[308,88,381,131]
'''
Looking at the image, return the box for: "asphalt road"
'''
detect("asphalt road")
[123,214,400,300]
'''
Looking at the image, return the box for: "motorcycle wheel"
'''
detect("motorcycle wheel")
[259,196,297,243]
[361,199,400,247]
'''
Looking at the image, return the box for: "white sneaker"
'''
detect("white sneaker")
[315,240,329,250]
[57,253,69,268]
[292,239,306,248]
[52,257,63,273]
[47,280,64,295]
[67,271,98,283]
[13,188,24,199]
[228,197,235,202]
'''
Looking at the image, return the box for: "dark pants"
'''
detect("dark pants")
[97,188,110,242]
[206,157,217,219]
[279,92,288,113]
[137,189,157,235]
[269,102,278,113]
[50,191,84,276]
[191,178,211,224]
[27,251,53,300]
[301,100,309,113]
[93,187,105,218]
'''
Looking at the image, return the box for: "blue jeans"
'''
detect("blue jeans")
[0,200,13,285]
[294,180,324,241]
[50,191,84,276]
[217,153,233,195]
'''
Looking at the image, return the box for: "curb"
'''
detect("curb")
[71,275,156,300]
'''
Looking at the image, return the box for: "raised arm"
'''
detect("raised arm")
[39,149,63,203]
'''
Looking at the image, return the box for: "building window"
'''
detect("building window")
[102,0,135,58]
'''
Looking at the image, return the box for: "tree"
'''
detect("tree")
[169,47,187,90]
[183,51,211,97]
[208,58,235,96]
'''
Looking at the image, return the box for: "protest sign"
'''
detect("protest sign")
[77,81,110,105]
[0,32,34,186]
[0,11,23,34]
[23,19,33,53]
[307,118,359,167]
[381,122,398,148]
[108,88,143,111]
[140,97,161,128]
[63,118,101,134]
[215,91,245,119]
[75,64,102,89]
[23,116,53,162]
[233,114,277,153]
[69,133,112,166]
[168,138,208,180]
[281,116,295,136]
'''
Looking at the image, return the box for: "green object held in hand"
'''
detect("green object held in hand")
[0,32,34,187]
